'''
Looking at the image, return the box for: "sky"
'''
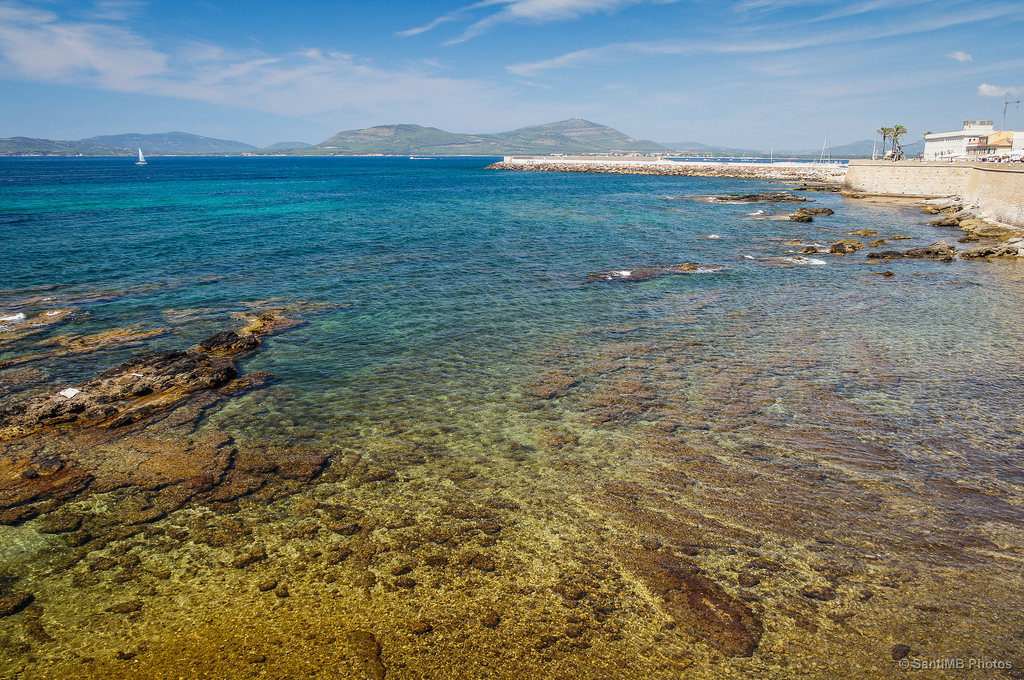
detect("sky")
[0,0,1022,150]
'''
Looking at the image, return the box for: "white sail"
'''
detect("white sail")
[136,148,147,165]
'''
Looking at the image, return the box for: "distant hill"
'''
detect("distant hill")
[510,119,664,152]
[0,136,117,155]
[262,141,313,150]
[315,119,667,155]
[661,141,710,150]
[80,132,257,154]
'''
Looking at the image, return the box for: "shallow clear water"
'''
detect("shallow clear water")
[1,157,1022,678]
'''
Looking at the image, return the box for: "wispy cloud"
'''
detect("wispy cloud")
[509,2,1023,76]
[979,83,1024,97]
[400,0,682,43]
[0,2,512,121]
[946,50,972,62]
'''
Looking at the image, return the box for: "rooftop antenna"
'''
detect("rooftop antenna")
[1003,93,1021,130]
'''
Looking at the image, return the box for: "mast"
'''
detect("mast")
[1003,93,1021,130]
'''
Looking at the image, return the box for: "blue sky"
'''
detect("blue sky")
[0,0,1022,149]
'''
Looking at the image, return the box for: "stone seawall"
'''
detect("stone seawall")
[843,160,1024,227]
[964,165,1024,227]
[842,160,975,197]
[488,158,848,183]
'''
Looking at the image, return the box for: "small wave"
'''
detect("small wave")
[743,255,756,260]
[706,234,722,239]
[784,257,827,265]
[0,312,27,323]
[747,210,765,216]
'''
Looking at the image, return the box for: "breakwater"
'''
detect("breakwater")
[488,156,848,183]
[843,160,1024,227]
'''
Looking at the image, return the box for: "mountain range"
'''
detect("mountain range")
[0,120,883,157]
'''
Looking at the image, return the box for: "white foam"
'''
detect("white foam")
[747,210,765,215]
[743,255,756,260]
[614,270,632,277]
[0,312,26,323]
[784,256,827,265]
[46,310,62,317]
[707,234,722,239]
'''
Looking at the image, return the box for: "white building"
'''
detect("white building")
[923,121,994,161]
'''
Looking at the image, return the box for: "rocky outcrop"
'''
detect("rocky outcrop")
[587,264,724,283]
[866,242,957,261]
[796,207,835,216]
[0,348,237,437]
[707,192,808,203]
[829,240,863,254]
[961,237,1024,259]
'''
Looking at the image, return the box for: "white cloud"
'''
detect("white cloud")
[978,83,1024,97]
[400,0,682,43]
[0,2,514,122]
[947,50,972,62]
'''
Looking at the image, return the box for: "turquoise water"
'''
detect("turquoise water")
[2,156,1023,678]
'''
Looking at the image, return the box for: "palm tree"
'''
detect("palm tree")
[890,125,907,161]
[877,127,889,159]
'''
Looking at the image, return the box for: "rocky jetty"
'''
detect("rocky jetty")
[586,264,725,283]
[488,159,848,183]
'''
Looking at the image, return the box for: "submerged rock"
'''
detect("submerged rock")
[707,192,809,203]
[797,207,835,216]
[866,242,957,261]
[587,263,724,283]
[621,549,763,657]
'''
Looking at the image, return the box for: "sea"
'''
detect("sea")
[1,156,1022,679]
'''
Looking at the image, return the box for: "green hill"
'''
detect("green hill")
[315,120,667,155]
[0,137,117,155]
[80,132,257,154]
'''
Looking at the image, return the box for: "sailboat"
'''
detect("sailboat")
[135,148,147,165]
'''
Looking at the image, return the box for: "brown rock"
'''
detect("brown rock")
[409,620,433,635]
[257,579,278,592]
[829,239,863,254]
[0,592,33,616]
[622,549,762,657]
[38,512,83,533]
[198,331,259,354]
[105,600,143,614]
[788,213,813,222]
[348,630,386,680]
[801,584,837,601]
[798,207,834,216]
[232,546,268,569]
[480,610,501,628]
